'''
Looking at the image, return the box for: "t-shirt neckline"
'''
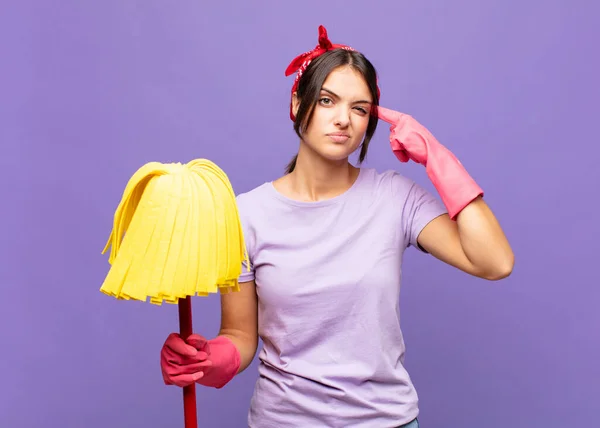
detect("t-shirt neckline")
[266,167,366,208]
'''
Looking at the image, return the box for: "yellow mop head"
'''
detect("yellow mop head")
[100,159,249,305]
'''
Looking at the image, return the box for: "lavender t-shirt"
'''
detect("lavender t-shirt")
[235,168,447,427]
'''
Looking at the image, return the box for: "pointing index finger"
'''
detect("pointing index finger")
[377,106,404,124]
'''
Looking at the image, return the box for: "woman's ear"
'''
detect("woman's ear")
[292,92,300,117]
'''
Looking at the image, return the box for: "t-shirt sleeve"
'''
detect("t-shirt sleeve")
[390,171,448,253]
[236,193,256,283]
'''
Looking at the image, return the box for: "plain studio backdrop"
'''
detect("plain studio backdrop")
[1,1,598,427]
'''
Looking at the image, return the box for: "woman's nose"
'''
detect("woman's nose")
[334,106,351,127]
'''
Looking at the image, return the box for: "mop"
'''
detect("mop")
[100,158,249,427]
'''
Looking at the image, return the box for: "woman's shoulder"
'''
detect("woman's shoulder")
[359,167,416,192]
[235,182,272,208]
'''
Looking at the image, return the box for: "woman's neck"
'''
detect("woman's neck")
[274,145,360,202]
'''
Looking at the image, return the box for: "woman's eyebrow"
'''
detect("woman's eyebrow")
[320,87,339,98]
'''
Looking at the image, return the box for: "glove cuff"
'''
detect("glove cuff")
[426,146,483,220]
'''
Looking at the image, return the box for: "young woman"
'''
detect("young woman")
[160,26,514,428]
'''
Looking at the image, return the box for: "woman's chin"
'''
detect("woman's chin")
[318,145,359,162]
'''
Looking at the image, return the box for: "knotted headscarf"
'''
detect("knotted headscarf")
[284,25,380,121]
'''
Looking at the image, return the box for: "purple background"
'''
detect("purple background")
[2,1,598,427]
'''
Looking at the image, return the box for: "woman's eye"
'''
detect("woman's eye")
[319,97,332,105]
[354,107,368,115]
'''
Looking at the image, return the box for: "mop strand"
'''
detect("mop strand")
[99,158,250,305]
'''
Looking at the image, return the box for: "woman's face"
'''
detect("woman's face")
[293,65,373,163]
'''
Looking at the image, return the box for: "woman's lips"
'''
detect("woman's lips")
[327,133,350,143]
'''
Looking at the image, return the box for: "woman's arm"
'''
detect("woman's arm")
[377,106,514,280]
[218,280,259,373]
[417,196,514,280]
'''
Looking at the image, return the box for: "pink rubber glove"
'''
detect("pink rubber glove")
[378,106,484,219]
[160,333,212,387]
[186,334,240,389]
[160,333,240,389]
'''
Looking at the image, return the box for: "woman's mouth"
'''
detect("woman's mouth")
[327,133,350,143]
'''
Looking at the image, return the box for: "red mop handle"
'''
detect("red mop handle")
[178,296,198,428]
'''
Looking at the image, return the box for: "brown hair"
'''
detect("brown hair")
[286,48,380,174]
